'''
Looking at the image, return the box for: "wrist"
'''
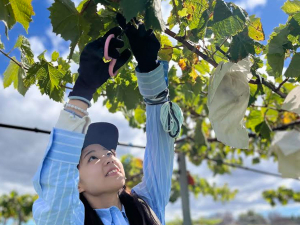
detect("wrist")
[137,60,159,73]
[65,99,89,117]
[68,78,95,107]
[135,61,168,99]
[68,96,92,107]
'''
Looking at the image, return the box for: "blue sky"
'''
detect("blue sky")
[0,0,299,223]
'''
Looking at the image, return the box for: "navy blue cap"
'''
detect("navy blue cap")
[82,122,119,151]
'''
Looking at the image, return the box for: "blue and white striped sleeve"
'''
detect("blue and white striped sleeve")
[131,62,175,224]
[31,110,91,225]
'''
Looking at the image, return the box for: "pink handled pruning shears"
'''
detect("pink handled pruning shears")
[104,21,132,77]
[104,34,119,77]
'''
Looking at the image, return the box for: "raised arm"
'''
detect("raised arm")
[116,14,183,224]
[31,26,131,225]
[131,62,176,224]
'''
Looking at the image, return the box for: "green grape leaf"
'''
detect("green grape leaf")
[255,121,272,140]
[194,119,207,146]
[288,17,300,37]
[167,12,177,30]
[172,48,182,62]
[0,0,15,37]
[134,107,146,124]
[0,0,35,37]
[25,61,65,102]
[144,0,166,31]
[178,8,188,18]
[78,0,104,39]
[37,50,47,62]
[282,0,300,15]
[266,25,290,77]
[48,0,90,58]
[57,57,73,83]
[120,0,147,23]
[284,53,300,78]
[248,15,265,41]
[248,83,264,106]
[194,60,210,75]
[266,54,285,78]
[212,0,247,38]
[116,82,141,110]
[76,0,89,11]
[105,67,141,112]
[246,109,264,131]
[185,0,209,30]
[13,35,34,68]
[158,44,173,61]
[252,157,260,164]
[189,9,210,42]
[158,34,173,61]
[229,28,255,62]
[71,51,80,64]
[3,57,29,95]
[51,51,59,62]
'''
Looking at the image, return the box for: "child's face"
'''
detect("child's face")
[77,144,126,195]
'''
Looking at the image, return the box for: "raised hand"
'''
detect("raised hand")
[116,13,161,73]
[68,26,132,106]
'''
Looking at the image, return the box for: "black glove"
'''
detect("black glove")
[116,13,161,73]
[68,26,132,106]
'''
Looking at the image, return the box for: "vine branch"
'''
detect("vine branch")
[79,0,92,15]
[251,105,286,112]
[249,77,287,98]
[164,28,219,68]
[0,49,28,70]
[276,78,289,92]
[163,28,290,100]
[161,45,183,49]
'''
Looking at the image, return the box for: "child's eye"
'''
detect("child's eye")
[107,151,116,156]
[88,156,98,162]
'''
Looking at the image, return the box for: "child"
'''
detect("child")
[32,14,176,225]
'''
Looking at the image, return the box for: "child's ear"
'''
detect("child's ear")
[78,185,85,193]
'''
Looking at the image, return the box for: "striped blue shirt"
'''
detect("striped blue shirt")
[32,62,175,225]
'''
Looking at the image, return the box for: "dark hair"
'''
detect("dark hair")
[79,185,161,225]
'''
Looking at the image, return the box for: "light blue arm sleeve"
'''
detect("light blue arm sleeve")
[31,128,85,225]
[131,61,175,225]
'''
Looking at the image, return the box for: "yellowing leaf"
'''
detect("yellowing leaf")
[248,15,265,41]
[178,59,187,71]
[132,158,143,169]
[185,0,209,30]
[281,112,298,124]
[189,67,199,80]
